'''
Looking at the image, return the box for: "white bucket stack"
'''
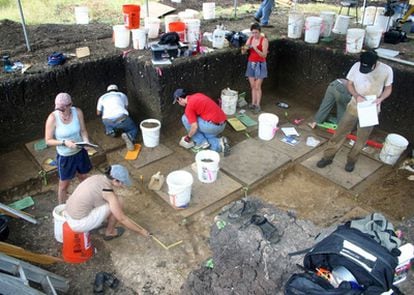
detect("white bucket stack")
[203,2,216,20]
[365,26,383,48]
[304,16,323,44]
[53,204,67,243]
[195,150,220,183]
[346,28,365,53]
[288,12,304,39]
[221,88,238,115]
[145,17,161,39]
[131,28,146,50]
[75,6,89,24]
[362,6,377,26]
[332,15,351,35]
[113,25,130,48]
[380,133,409,165]
[140,119,161,148]
[164,14,180,33]
[374,15,390,33]
[258,113,279,141]
[166,170,193,208]
[320,11,336,38]
[185,19,201,43]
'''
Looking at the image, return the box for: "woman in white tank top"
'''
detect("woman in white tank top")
[45,93,92,204]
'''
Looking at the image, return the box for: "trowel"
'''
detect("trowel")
[148,171,164,191]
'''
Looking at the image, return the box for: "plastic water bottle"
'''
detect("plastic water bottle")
[212,24,225,49]
[2,55,13,73]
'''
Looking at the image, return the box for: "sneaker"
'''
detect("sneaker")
[345,162,355,172]
[253,105,261,114]
[220,136,231,157]
[254,17,260,23]
[248,103,256,110]
[121,133,135,151]
[317,158,333,168]
[194,141,210,150]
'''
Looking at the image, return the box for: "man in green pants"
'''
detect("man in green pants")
[308,79,351,129]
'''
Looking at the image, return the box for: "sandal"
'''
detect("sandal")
[103,227,125,241]
[228,199,257,220]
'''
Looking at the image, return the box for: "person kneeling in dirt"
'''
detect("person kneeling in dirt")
[173,88,231,156]
[97,84,138,151]
[65,164,150,240]
[308,79,352,129]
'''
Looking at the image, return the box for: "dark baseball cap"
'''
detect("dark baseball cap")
[359,51,378,74]
[172,88,186,104]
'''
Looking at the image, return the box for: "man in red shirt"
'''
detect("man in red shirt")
[173,89,231,156]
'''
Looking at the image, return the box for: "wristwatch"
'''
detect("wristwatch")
[61,140,66,146]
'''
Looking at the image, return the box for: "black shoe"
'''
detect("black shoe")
[345,162,355,172]
[261,24,274,28]
[93,272,105,294]
[250,214,281,244]
[254,17,260,23]
[317,158,333,168]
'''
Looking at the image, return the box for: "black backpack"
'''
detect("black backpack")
[158,32,180,46]
[225,31,248,48]
[285,223,401,294]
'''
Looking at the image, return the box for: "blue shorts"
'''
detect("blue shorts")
[57,149,92,181]
[245,61,268,79]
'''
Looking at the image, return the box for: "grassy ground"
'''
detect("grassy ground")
[0,0,343,25]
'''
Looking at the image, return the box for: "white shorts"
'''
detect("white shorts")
[65,204,110,233]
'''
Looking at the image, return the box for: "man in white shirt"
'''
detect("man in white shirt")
[97,85,138,151]
[317,51,393,172]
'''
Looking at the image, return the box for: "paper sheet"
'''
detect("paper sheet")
[281,127,299,136]
[357,101,378,127]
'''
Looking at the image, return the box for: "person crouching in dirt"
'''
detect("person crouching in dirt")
[173,88,231,156]
[65,164,150,240]
[97,84,138,151]
[45,93,92,204]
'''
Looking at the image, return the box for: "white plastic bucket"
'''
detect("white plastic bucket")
[221,88,238,115]
[203,2,216,20]
[195,150,220,183]
[374,15,390,33]
[75,6,89,25]
[113,25,130,48]
[145,17,161,39]
[185,19,201,43]
[131,28,146,50]
[164,14,180,33]
[140,119,161,148]
[53,204,66,243]
[166,170,193,208]
[258,113,279,141]
[380,133,409,165]
[375,7,386,21]
[332,15,351,35]
[304,16,323,44]
[362,6,377,26]
[365,26,382,48]
[320,11,336,38]
[346,28,365,53]
[288,12,304,39]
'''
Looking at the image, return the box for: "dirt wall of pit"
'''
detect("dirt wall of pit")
[0,40,412,153]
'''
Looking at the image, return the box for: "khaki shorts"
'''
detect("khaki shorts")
[65,204,110,233]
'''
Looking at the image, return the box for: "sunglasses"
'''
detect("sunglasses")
[55,103,72,112]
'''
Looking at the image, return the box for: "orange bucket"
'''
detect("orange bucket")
[168,21,186,41]
[62,222,94,263]
[123,4,140,29]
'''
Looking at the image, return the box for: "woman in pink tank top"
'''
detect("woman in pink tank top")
[242,23,269,114]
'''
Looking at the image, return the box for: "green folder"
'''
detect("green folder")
[34,139,47,151]
[236,114,257,127]
[8,196,34,211]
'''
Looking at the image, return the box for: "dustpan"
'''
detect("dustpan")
[148,172,165,191]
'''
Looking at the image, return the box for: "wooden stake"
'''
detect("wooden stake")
[0,242,63,264]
